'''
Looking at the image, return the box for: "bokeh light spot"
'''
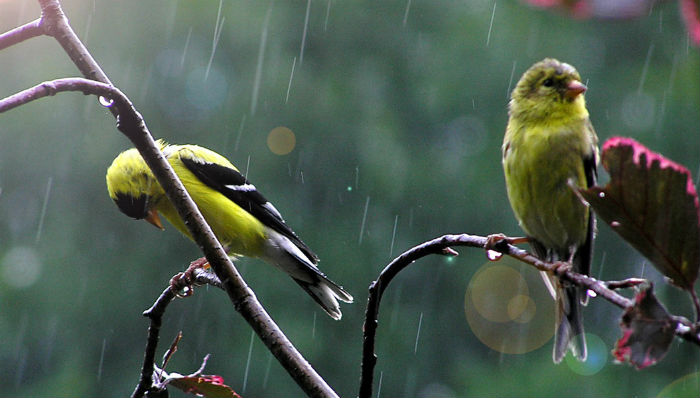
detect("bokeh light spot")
[1,246,42,288]
[465,258,554,355]
[185,66,228,111]
[565,333,608,375]
[657,371,700,397]
[469,265,527,323]
[267,126,296,155]
[507,294,536,323]
[621,92,655,131]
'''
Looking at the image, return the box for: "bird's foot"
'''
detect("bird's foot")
[169,257,210,298]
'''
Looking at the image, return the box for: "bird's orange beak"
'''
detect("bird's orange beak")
[565,80,587,100]
[145,209,164,230]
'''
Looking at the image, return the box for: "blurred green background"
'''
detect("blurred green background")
[1,0,699,397]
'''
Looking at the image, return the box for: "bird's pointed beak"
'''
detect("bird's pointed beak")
[565,80,587,100]
[145,209,164,230]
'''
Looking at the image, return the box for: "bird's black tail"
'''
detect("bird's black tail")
[553,283,587,363]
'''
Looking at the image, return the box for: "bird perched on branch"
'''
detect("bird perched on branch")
[502,58,599,362]
[106,140,353,320]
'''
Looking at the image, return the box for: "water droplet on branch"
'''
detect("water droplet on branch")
[486,250,503,261]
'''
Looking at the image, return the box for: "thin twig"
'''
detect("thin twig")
[689,288,700,323]
[132,269,236,398]
[0,18,43,51]
[0,77,117,113]
[132,286,175,398]
[605,278,647,290]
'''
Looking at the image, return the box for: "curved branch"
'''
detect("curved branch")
[359,235,465,398]
[0,78,118,113]
[358,233,700,398]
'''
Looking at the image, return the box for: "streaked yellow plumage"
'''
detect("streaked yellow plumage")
[503,58,599,362]
[106,140,352,319]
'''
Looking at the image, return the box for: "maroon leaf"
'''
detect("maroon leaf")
[157,353,241,398]
[168,374,241,398]
[578,137,700,290]
[613,284,675,369]
[680,0,700,46]
[522,0,656,19]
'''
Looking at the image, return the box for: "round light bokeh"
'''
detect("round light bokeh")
[564,333,608,375]
[267,126,296,155]
[464,258,555,355]
[657,371,700,397]
[1,246,42,288]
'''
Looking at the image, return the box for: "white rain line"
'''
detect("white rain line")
[285,56,297,103]
[486,1,497,47]
[205,0,225,81]
[637,43,654,93]
[414,312,423,354]
[251,4,272,115]
[299,0,312,66]
[242,330,255,392]
[403,0,412,27]
[35,176,52,244]
[389,215,399,257]
[359,196,370,245]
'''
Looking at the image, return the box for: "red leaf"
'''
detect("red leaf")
[681,0,700,45]
[578,137,700,291]
[522,0,656,19]
[613,284,675,369]
[168,374,241,398]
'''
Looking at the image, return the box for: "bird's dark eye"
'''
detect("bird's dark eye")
[542,78,554,87]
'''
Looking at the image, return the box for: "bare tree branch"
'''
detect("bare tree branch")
[0,77,116,113]
[38,0,113,86]
[358,233,700,398]
[0,19,42,51]
[132,285,175,398]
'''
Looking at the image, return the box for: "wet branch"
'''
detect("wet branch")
[0,1,340,397]
[358,233,700,398]
[132,269,222,398]
[0,77,120,113]
[0,18,42,51]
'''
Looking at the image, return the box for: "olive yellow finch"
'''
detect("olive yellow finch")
[106,141,353,320]
[502,58,599,362]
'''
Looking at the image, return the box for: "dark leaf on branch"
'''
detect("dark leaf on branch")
[612,284,675,369]
[156,349,240,398]
[168,374,241,398]
[578,137,700,291]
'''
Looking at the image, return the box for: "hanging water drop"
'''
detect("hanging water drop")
[486,250,503,261]
[99,96,114,107]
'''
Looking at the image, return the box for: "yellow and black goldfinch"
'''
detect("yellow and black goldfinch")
[106,141,353,320]
[502,58,599,362]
